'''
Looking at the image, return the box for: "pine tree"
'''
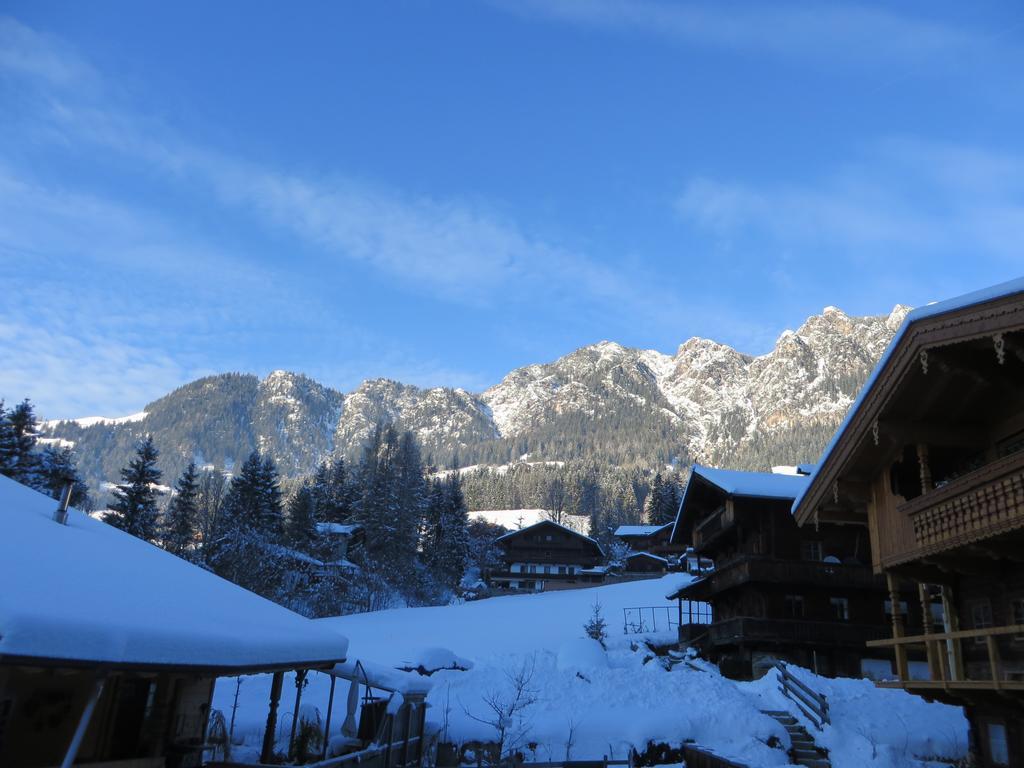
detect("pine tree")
[103,436,163,541]
[208,450,285,597]
[422,473,470,593]
[163,462,200,558]
[38,445,92,510]
[286,483,318,553]
[0,401,18,477]
[7,399,41,485]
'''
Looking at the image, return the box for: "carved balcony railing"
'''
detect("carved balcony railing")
[899,449,1024,559]
[705,617,890,648]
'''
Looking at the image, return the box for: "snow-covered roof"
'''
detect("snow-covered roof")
[495,518,604,556]
[614,523,671,538]
[691,464,810,499]
[793,276,1024,515]
[316,522,361,536]
[0,475,349,672]
[625,552,668,563]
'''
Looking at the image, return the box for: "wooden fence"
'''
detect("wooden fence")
[774,662,830,730]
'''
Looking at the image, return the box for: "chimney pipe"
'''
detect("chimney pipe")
[54,481,73,525]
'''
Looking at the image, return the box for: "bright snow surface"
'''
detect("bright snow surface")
[214,575,965,767]
[0,475,348,671]
[691,464,811,499]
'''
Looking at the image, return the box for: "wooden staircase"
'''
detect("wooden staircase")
[759,710,830,768]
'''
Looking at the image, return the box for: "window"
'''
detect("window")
[558,566,567,575]
[567,566,576,576]
[509,581,520,590]
[1011,598,1024,641]
[528,564,537,574]
[785,595,805,618]
[543,565,552,574]
[971,600,993,645]
[510,563,521,573]
[830,597,850,621]
[987,722,1009,766]
[801,541,823,561]
[884,599,908,617]
[545,534,553,541]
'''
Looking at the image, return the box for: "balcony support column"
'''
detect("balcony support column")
[940,585,964,681]
[887,573,909,681]
[916,444,933,493]
[918,582,940,680]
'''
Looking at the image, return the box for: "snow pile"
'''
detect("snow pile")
[556,638,608,675]
[742,666,968,768]
[398,647,474,675]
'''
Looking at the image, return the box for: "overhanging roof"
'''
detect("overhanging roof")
[0,475,348,673]
[792,276,1024,524]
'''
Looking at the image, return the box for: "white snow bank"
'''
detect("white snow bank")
[0,475,348,671]
[44,411,148,428]
[556,638,608,674]
[317,574,692,662]
[741,665,969,768]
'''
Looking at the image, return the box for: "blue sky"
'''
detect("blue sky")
[2,1,1023,418]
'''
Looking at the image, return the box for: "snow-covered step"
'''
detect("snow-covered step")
[759,710,831,768]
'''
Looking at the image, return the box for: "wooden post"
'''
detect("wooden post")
[986,635,1003,690]
[887,573,909,681]
[261,671,285,763]
[916,444,933,493]
[918,582,938,680]
[940,585,964,681]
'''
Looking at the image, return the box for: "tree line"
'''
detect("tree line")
[1,398,480,618]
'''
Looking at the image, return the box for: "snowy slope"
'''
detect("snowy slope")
[213,575,965,768]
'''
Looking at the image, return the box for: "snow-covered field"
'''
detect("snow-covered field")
[212,576,967,767]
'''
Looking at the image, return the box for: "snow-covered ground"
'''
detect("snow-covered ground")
[212,575,967,767]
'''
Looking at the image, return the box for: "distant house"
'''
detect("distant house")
[0,474,350,768]
[667,464,896,679]
[316,520,363,566]
[613,522,685,558]
[623,551,669,574]
[489,519,605,592]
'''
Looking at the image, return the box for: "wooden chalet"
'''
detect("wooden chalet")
[489,519,605,592]
[613,523,685,559]
[668,464,895,679]
[793,277,1024,767]
[0,474,350,768]
[623,551,669,574]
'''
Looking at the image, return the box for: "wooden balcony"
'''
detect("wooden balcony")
[677,556,884,599]
[705,616,890,648]
[899,449,1024,559]
[867,623,1024,694]
[693,505,733,548]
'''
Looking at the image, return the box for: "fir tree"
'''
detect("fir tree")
[103,436,163,541]
[422,473,470,592]
[286,483,318,553]
[0,401,18,477]
[38,445,92,510]
[7,399,41,485]
[163,462,200,558]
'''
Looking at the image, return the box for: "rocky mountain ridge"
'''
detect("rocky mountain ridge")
[39,304,911,494]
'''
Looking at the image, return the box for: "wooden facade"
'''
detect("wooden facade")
[489,520,605,591]
[670,466,896,679]
[793,281,1024,768]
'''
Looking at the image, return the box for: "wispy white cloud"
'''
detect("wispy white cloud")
[674,138,1024,265]
[498,0,1006,67]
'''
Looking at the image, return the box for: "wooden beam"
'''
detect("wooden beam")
[261,671,285,763]
[887,572,909,681]
[879,420,990,449]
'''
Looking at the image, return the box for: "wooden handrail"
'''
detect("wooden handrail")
[866,623,1024,647]
[774,662,829,730]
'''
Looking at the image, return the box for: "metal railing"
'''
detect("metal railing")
[622,602,712,634]
[774,662,830,730]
